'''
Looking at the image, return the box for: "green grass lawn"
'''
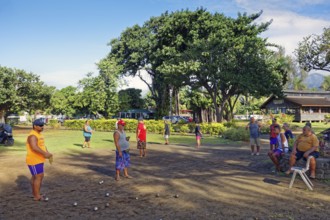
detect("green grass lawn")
[0,127,232,155]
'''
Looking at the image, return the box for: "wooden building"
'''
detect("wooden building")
[260,90,330,122]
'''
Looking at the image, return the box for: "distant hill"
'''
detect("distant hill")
[304,73,324,90]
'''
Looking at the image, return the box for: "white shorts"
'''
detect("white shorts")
[164,135,169,139]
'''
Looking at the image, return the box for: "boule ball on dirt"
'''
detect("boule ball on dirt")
[156,193,160,197]
[73,202,78,206]
[44,197,49,202]
[106,203,110,207]
[99,180,104,185]
[175,194,179,198]
[105,192,110,197]
[94,207,98,211]
[135,197,139,200]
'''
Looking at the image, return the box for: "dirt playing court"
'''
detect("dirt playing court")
[1,135,330,220]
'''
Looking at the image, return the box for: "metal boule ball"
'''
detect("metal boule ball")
[99,180,104,185]
[106,203,110,207]
[175,194,179,198]
[73,202,78,206]
[94,206,98,211]
[156,193,160,197]
[105,193,110,197]
[44,197,49,202]
[135,197,139,200]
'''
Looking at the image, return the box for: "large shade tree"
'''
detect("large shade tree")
[0,66,54,122]
[105,9,288,121]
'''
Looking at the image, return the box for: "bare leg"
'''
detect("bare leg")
[82,141,87,148]
[310,157,316,178]
[251,145,255,155]
[256,145,260,154]
[285,154,296,174]
[30,177,35,197]
[139,149,143,157]
[143,149,147,157]
[115,170,120,180]
[87,141,91,148]
[32,173,44,200]
[196,139,201,148]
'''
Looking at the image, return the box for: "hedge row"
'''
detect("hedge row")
[62,119,227,136]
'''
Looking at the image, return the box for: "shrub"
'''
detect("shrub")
[222,127,249,141]
[48,119,60,129]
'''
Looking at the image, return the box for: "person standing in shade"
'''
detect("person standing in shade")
[195,120,203,149]
[136,117,147,157]
[269,118,279,150]
[164,120,170,145]
[114,119,132,181]
[26,118,53,201]
[82,120,93,148]
[246,117,261,155]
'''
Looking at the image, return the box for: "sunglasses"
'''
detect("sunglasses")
[37,125,44,127]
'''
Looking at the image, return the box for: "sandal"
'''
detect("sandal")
[124,175,133,179]
[33,196,44,201]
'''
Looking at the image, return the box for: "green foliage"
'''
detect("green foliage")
[50,86,78,117]
[48,119,61,129]
[0,66,55,120]
[321,75,330,91]
[63,119,228,136]
[222,127,249,141]
[118,88,144,111]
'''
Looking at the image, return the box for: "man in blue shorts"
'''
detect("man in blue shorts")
[26,118,53,201]
[285,126,319,179]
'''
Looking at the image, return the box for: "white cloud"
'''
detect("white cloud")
[40,63,98,89]
[233,0,330,55]
[120,70,151,96]
[259,10,330,55]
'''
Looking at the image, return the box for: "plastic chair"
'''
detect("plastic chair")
[289,156,314,190]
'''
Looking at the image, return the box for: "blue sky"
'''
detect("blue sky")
[1,0,329,90]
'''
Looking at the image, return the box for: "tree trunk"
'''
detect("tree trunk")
[0,109,5,123]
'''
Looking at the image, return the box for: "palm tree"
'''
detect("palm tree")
[292,77,307,90]
[321,75,330,91]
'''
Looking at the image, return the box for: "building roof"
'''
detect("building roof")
[260,95,330,108]
[285,96,330,107]
[283,90,330,96]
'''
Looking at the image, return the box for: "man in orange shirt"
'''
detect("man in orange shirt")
[26,118,53,201]
[136,117,147,157]
[285,126,319,178]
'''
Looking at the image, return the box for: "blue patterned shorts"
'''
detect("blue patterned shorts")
[115,150,130,171]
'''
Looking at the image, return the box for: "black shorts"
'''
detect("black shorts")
[84,136,91,142]
[295,150,319,161]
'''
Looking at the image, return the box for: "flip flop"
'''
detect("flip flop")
[124,175,133,179]
[33,196,44,201]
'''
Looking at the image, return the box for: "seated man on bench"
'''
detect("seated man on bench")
[285,126,319,179]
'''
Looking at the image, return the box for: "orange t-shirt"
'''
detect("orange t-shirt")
[296,133,319,152]
[26,130,46,165]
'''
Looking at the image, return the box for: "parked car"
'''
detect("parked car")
[162,116,188,124]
